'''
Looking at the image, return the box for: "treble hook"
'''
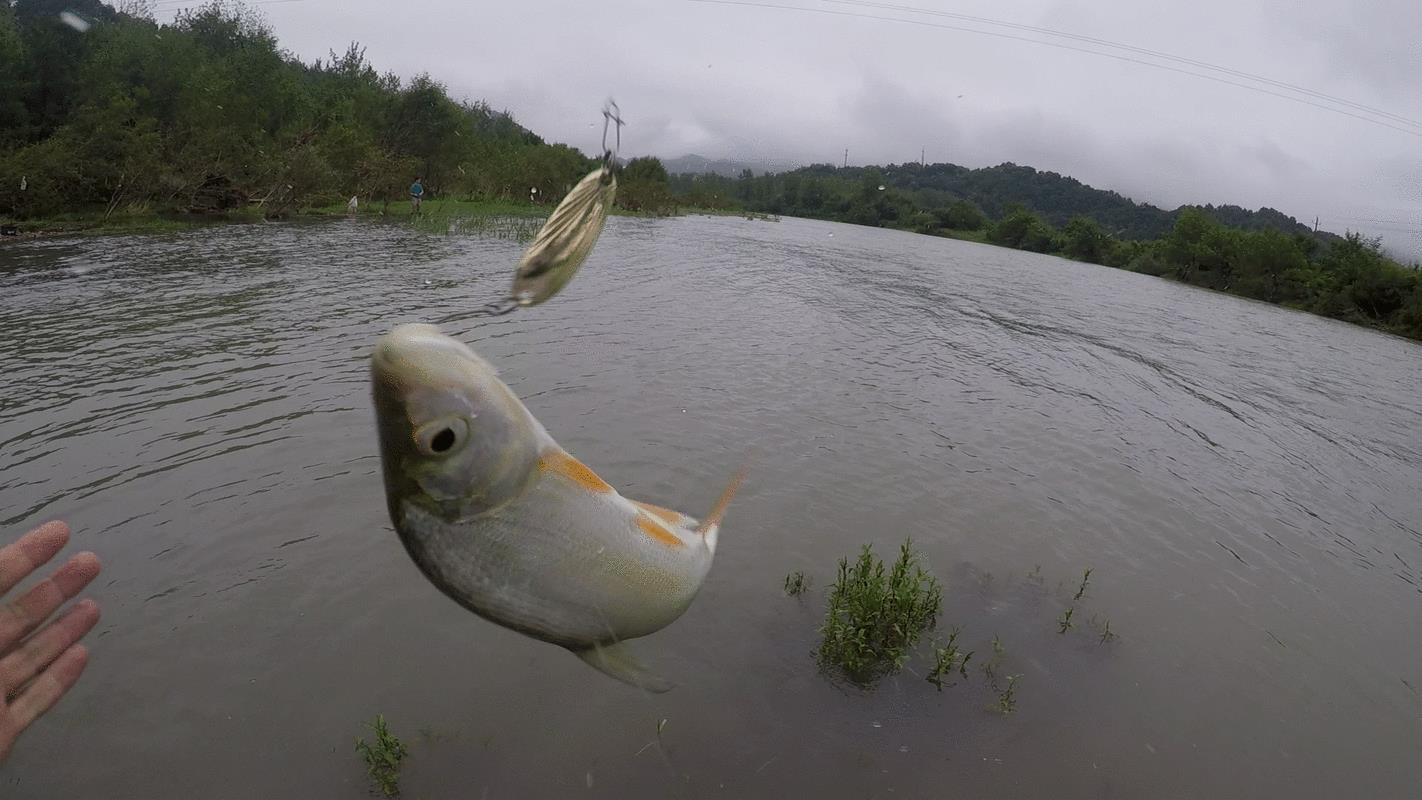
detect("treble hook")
[601,100,624,169]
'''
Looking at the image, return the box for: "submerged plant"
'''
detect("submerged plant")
[1057,606,1076,634]
[355,715,409,797]
[1090,614,1118,643]
[1072,568,1093,601]
[992,674,1022,714]
[818,539,942,685]
[982,633,1006,681]
[926,628,972,690]
[784,571,810,596]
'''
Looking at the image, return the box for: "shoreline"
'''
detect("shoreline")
[0,198,755,243]
[4,204,1415,343]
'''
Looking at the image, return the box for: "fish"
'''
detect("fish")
[370,323,743,692]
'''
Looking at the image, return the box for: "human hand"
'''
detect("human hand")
[0,521,101,762]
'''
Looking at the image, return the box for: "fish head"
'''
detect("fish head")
[371,324,541,522]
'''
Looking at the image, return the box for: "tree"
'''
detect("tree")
[937,199,986,230]
[1062,216,1111,263]
[617,156,675,214]
[988,206,1057,253]
[1234,229,1307,302]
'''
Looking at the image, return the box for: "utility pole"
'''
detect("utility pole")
[921,147,925,166]
[1314,216,1319,233]
[843,148,848,169]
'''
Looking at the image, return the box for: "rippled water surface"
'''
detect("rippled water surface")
[3,216,1420,798]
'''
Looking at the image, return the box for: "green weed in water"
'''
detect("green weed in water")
[992,674,1022,714]
[784,571,810,596]
[1090,614,1118,643]
[983,633,1005,681]
[817,540,943,685]
[1057,606,1076,634]
[355,715,409,797]
[1073,568,1093,601]
[926,628,973,691]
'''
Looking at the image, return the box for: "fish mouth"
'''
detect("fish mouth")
[371,323,485,385]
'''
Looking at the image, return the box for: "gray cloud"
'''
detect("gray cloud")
[238,0,1422,258]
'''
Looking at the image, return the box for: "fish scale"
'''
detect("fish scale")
[372,324,741,691]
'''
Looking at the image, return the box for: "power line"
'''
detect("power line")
[686,0,1422,140]
[822,0,1422,133]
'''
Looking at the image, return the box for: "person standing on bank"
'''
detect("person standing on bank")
[409,177,425,213]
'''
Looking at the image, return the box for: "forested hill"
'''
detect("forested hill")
[0,0,598,218]
[692,161,1328,243]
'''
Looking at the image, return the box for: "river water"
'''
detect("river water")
[1,215,1419,799]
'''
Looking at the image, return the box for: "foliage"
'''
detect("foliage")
[0,0,596,221]
[991,673,1021,714]
[1062,216,1112,262]
[937,199,987,230]
[925,628,972,691]
[988,205,1059,252]
[817,540,942,685]
[616,155,676,214]
[783,571,809,596]
[354,715,408,797]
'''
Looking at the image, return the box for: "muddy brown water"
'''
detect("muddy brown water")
[2,215,1420,798]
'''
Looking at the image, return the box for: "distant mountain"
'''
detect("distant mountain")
[661,153,801,178]
[766,161,1333,242]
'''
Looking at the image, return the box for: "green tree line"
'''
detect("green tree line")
[0,0,599,219]
[668,166,1422,341]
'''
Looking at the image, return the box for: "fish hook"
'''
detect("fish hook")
[601,100,624,170]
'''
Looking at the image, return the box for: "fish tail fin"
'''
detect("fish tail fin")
[695,460,750,551]
[574,642,674,693]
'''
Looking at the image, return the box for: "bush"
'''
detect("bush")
[817,540,942,685]
[937,199,986,230]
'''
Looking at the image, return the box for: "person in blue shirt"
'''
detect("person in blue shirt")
[409,177,425,212]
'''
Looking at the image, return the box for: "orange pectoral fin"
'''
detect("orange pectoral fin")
[636,512,685,548]
[632,501,686,527]
[538,450,614,494]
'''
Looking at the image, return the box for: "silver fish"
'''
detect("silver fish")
[371,324,742,691]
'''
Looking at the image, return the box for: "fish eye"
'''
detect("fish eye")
[413,417,469,457]
[431,428,456,452]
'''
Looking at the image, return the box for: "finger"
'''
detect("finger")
[0,521,70,596]
[6,644,89,734]
[1,599,100,695]
[0,551,101,648]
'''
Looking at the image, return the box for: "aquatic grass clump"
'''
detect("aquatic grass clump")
[420,213,544,242]
[1073,568,1093,601]
[926,628,973,691]
[817,539,943,685]
[784,571,809,596]
[355,715,409,797]
[1090,614,1118,643]
[992,673,1022,714]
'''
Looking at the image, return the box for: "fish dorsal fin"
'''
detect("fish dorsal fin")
[696,464,748,536]
[573,642,674,693]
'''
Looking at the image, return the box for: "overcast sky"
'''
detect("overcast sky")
[169,0,1421,257]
